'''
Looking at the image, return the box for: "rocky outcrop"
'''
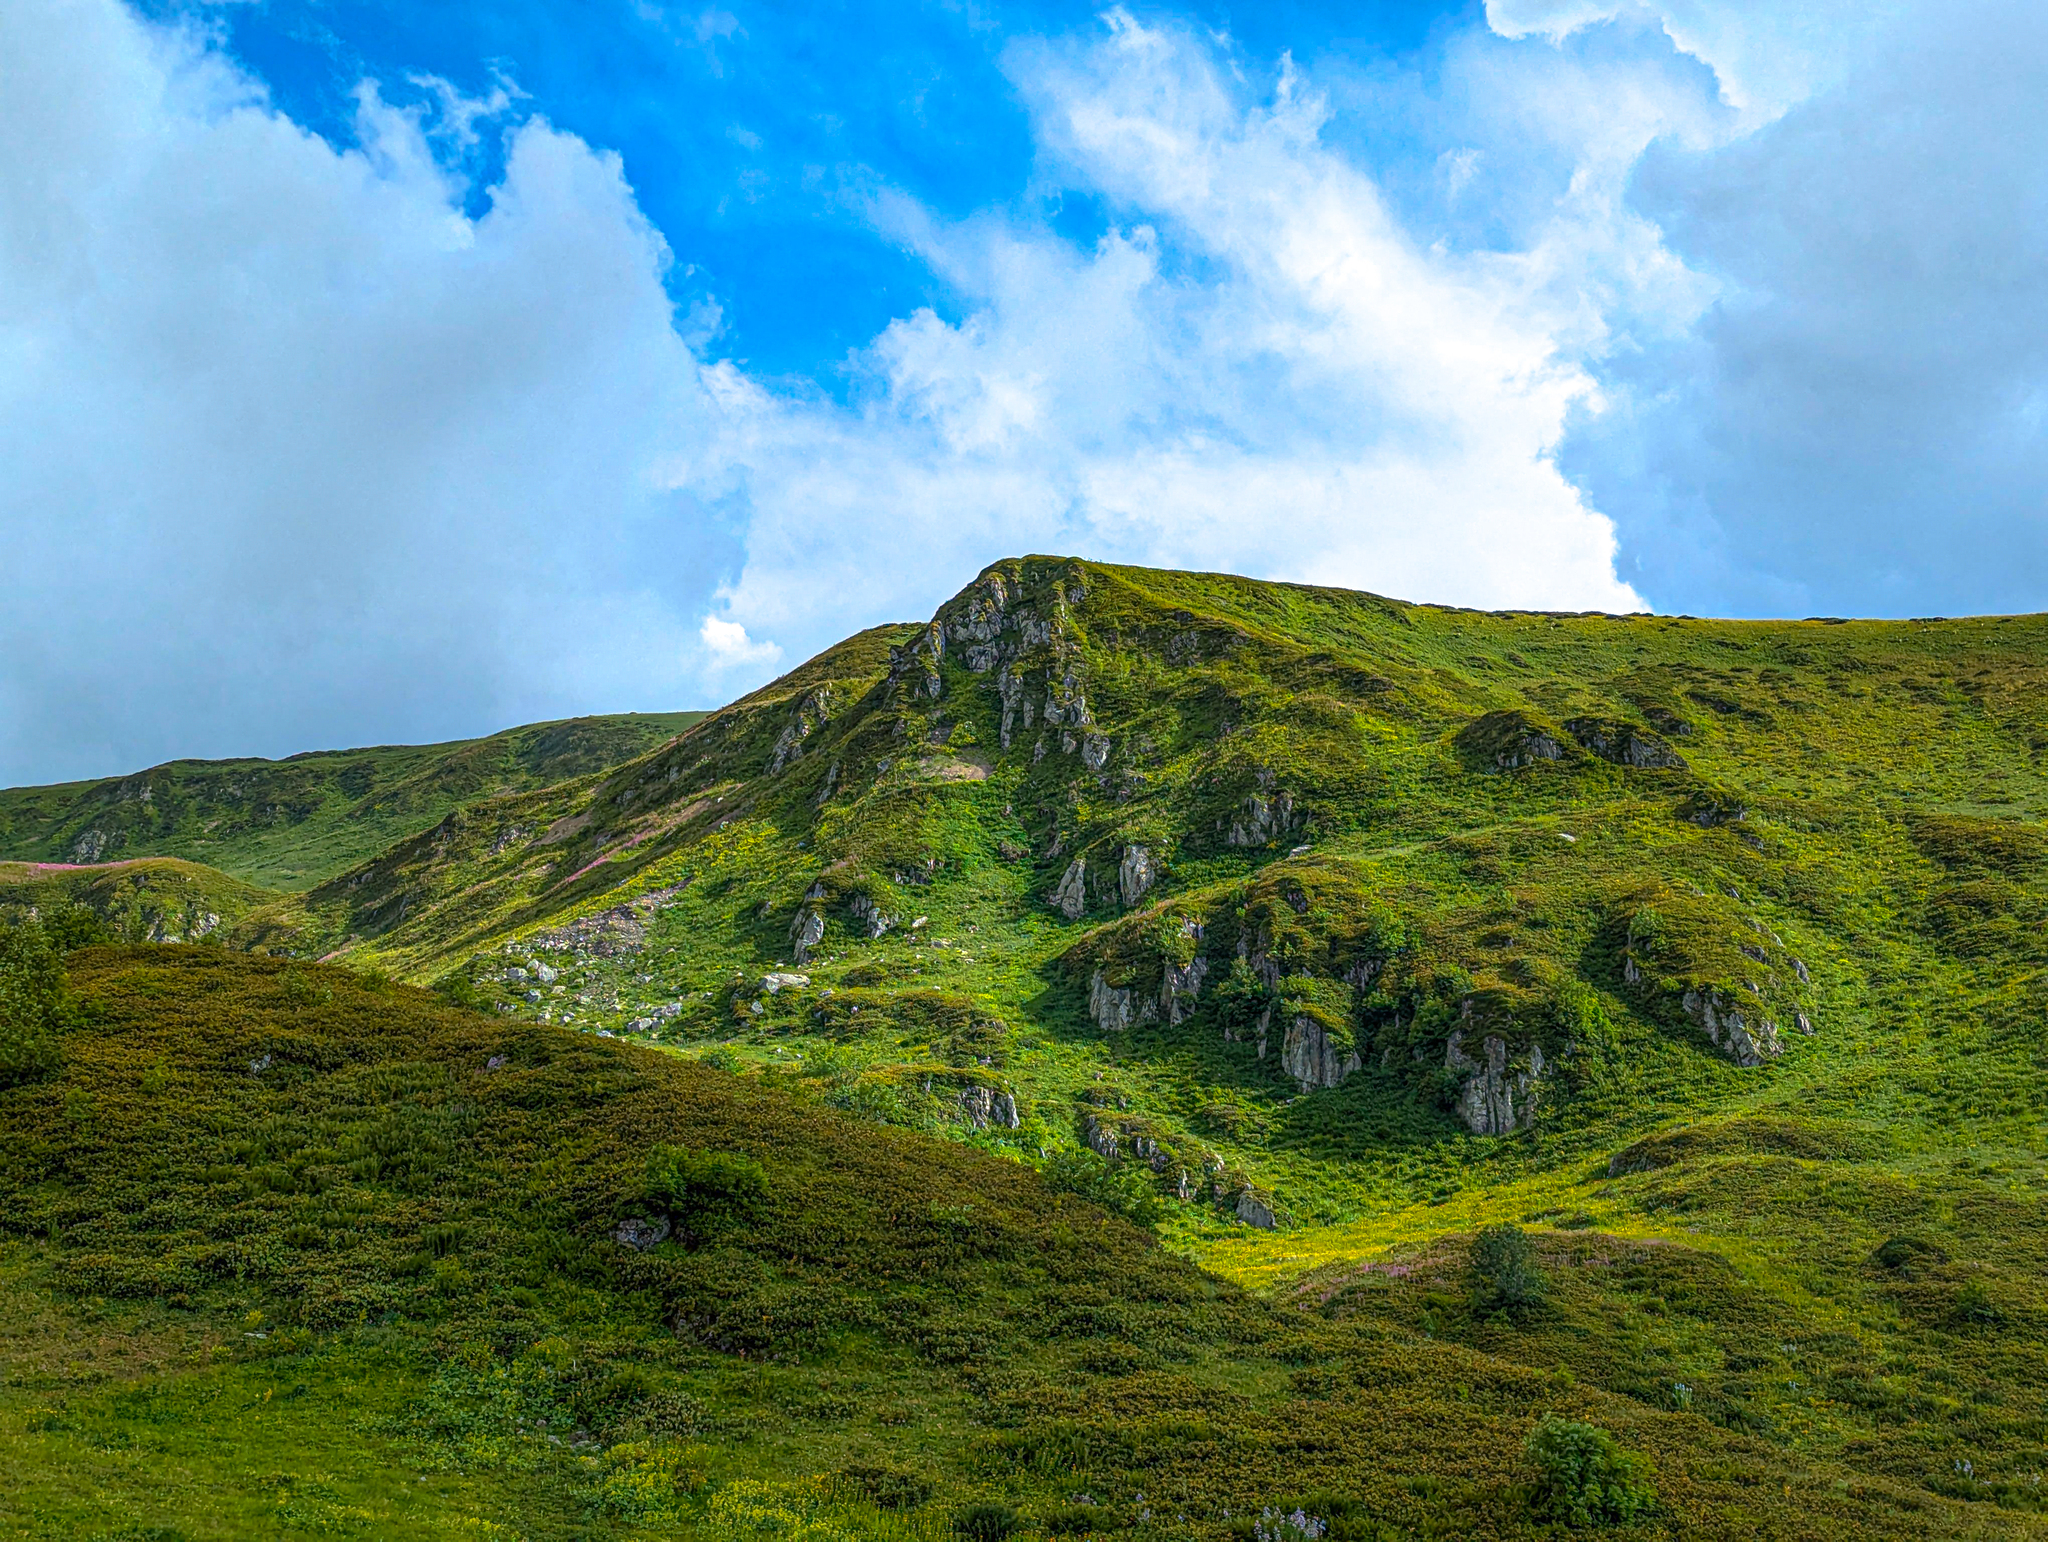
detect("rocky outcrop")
[767,686,836,774]
[614,1217,671,1251]
[1680,791,1748,827]
[790,903,826,964]
[1227,790,1297,847]
[1565,716,1686,770]
[1280,1015,1362,1092]
[1682,988,1783,1067]
[1051,857,1088,919]
[761,971,810,994]
[848,892,895,938]
[1089,968,1154,1033]
[1455,710,1570,771]
[959,1085,1020,1130]
[1235,1190,1278,1229]
[1161,953,1209,1025]
[1444,1031,1544,1135]
[1118,845,1155,907]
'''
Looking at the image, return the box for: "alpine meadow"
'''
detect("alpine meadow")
[9,555,2048,1541]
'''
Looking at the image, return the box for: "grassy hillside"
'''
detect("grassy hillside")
[0,947,2025,1540]
[0,712,706,891]
[9,555,2048,1532]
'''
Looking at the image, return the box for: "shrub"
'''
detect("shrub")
[1525,1415,1655,1526]
[1038,1149,1163,1228]
[1470,1224,1544,1315]
[0,917,70,1087]
[1042,1504,1120,1535]
[954,1503,1018,1542]
[42,905,112,951]
[839,1462,935,1510]
[643,1145,770,1242]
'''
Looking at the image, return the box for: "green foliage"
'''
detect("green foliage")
[0,916,69,1087]
[952,1503,1018,1542]
[1524,1415,1655,1526]
[641,1144,771,1241]
[1037,1149,1165,1227]
[1470,1224,1545,1315]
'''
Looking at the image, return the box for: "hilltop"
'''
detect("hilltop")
[0,711,705,891]
[6,555,2048,1534]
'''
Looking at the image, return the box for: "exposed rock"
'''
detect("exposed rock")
[1280,1016,1362,1092]
[848,892,895,938]
[761,972,810,994]
[69,829,108,863]
[1081,734,1112,772]
[1796,1012,1815,1035]
[1235,1190,1278,1229]
[1680,791,1749,827]
[1089,968,1154,1033]
[768,686,836,774]
[534,963,559,986]
[1051,857,1088,920]
[1084,1114,1120,1159]
[1227,790,1297,847]
[789,908,826,965]
[1681,987,1783,1067]
[505,966,530,986]
[1566,716,1686,769]
[959,1085,1020,1130]
[1118,845,1155,907]
[614,1217,671,1251]
[1792,957,1810,984]
[1161,952,1209,1026]
[1444,1030,1544,1136]
[1455,710,1570,771]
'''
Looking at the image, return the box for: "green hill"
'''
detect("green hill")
[0,947,2027,1539]
[0,712,706,891]
[8,555,2048,1534]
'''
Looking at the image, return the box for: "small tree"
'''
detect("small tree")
[0,917,71,1088]
[1526,1415,1655,1526]
[1471,1223,1545,1314]
[643,1146,770,1242]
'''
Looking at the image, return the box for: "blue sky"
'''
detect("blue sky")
[3,0,2046,783]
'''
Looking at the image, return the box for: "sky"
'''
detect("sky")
[2,0,2044,785]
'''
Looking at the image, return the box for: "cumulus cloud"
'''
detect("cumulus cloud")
[0,0,736,784]
[1546,0,2048,617]
[702,11,1649,647]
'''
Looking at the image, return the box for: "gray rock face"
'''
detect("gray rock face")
[1566,717,1686,769]
[789,908,826,965]
[761,972,810,994]
[1161,952,1209,1025]
[1084,1113,1120,1159]
[848,893,895,938]
[1118,844,1155,907]
[1444,1031,1544,1135]
[959,1085,1020,1129]
[614,1217,671,1251]
[1682,987,1783,1066]
[1051,857,1088,919]
[534,963,559,986]
[1226,790,1297,847]
[1235,1190,1278,1229]
[1280,1015,1362,1092]
[1089,968,1154,1033]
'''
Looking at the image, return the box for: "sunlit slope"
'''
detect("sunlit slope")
[0,946,2021,1541]
[0,711,706,890]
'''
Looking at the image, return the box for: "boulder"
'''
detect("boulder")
[1118,844,1155,907]
[1051,857,1088,920]
[1235,1190,1278,1229]
[1682,988,1783,1066]
[1444,1031,1544,1136]
[1088,968,1152,1033]
[614,1217,671,1251]
[1280,1015,1362,1092]
[959,1085,1020,1130]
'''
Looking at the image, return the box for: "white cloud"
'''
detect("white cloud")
[699,615,781,666]
[0,0,737,784]
[699,11,1650,650]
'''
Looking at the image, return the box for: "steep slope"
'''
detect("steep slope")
[0,711,705,890]
[228,553,2048,1523]
[0,946,2020,1540]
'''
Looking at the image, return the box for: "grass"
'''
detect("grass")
[0,712,705,891]
[9,554,2048,1533]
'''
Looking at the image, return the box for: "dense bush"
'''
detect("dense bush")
[643,1144,771,1242]
[0,917,69,1087]
[1524,1415,1655,1526]
[1471,1225,1545,1315]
